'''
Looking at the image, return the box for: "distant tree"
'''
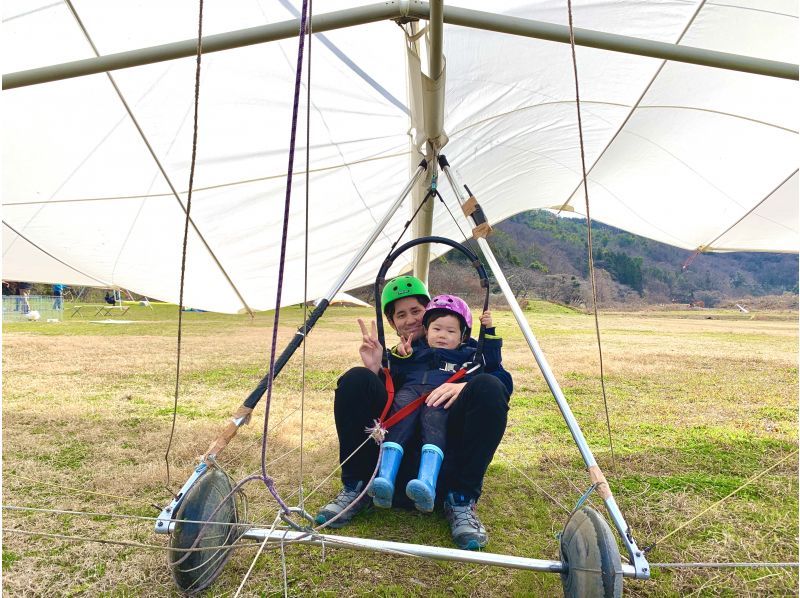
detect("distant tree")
[529,260,549,273]
[596,249,643,294]
[730,271,746,288]
[673,275,695,303]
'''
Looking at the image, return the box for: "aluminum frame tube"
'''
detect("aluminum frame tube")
[4,1,796,90]
[431,4,798,80]
[323,160,427,300]
[429,0,444,80]
[475,233,648,578]
[439,161,650,579]
[154,161,427,518]
[412,160,436,286]
[241,158,426,411]
[3,2,408,89]
[473,234,595,465]
[240,527,640,578]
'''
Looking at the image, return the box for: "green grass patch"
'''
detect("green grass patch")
[153,404,205,419]
[3,303,797,595]
[617,473,766,500]
[2,550,21,570]
[37,441,92,470]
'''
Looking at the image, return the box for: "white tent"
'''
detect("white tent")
[316,292,371,307]
[2,0,797,313]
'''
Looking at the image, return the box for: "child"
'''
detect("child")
[368,294,505,512]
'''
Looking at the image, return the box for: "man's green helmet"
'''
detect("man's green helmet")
[380,275,431,314]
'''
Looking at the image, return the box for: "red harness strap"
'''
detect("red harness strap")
[378,367,395,422]
[380,367,467,430]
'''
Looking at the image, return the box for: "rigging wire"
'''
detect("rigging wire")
[235,513,283,597]
[1,505,253,530]
[59,0,252,317]
[1,527,259,554]
[565,0,616,472]
[496,454,570,513]
[644,449,798,554]
[652,562,799,570]
[164,0,205,490]
[434,184,606,518]
[298,0,313,521]
[3,471,139,503]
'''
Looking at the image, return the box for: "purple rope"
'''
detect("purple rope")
[172,2,312,565]
[257,0,311,513]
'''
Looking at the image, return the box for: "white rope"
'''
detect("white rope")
[647,449,798,552]
[653,562,799,570]
[234,513,282,597]
[280,534,289,597]
[298,0,313,519]
[2,527,254,554]
[496,454,570,513]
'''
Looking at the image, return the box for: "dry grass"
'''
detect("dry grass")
[2,303,798,596]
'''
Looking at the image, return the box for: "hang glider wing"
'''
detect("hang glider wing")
[2,1,797,312]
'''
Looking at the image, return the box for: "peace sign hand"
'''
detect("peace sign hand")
[357,318,383,374]
[396,335,413,357]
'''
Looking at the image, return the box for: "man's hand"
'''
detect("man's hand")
[396,335,413,357]
[426,382,466,409]
[357,318,383,374]
[480,310,493,328]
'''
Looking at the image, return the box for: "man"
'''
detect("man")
[53,283,64,310]
[315,275,512,550]
[17,281,32,314]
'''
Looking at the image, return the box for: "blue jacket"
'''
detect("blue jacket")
[388,327,513,395]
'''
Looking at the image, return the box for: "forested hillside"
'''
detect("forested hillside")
[431,210,798,308]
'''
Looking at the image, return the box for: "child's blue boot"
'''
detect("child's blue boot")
[368,442,403,509]
[405,444,444,513]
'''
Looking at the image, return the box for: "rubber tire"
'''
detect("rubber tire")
[168,469,239,594]
[560,506,623,598]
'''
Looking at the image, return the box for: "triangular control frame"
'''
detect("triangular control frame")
[154,154,650,584]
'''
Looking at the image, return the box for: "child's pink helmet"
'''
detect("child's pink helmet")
[423,294,473,337]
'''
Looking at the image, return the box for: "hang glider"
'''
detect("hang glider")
[2,0,797,313]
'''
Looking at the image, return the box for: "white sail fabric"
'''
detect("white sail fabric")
[2,0,797,312]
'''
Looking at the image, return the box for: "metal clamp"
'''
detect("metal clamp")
[280,506,316,532]
[154,461,207,534]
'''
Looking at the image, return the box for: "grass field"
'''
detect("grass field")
[2,301,798,596]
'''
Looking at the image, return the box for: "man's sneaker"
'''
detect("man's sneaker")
[444,492,488,550]
[314,481,372,528]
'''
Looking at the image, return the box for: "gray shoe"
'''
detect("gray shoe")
[444,492,488,550]
[315,481,372,528]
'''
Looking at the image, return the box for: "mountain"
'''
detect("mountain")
[431,210,798,308]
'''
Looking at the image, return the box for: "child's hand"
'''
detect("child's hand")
[480,310,493,328]
[396,335,413,357]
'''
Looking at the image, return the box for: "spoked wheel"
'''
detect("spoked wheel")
[560,506,623,598]
[168,468,241,594]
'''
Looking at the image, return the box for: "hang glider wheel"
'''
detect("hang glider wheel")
[560,506,623,598]
[168,468,240,594]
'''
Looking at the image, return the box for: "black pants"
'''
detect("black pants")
[385,384,447,450]
[334,367,509,503]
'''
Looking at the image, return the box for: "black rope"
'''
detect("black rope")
[164,0,205,490]
[434,188,481,257]
[386,187,436,257]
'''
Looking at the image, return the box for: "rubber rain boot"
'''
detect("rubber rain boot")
[405,444,444,513]
[368,442,403,508]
